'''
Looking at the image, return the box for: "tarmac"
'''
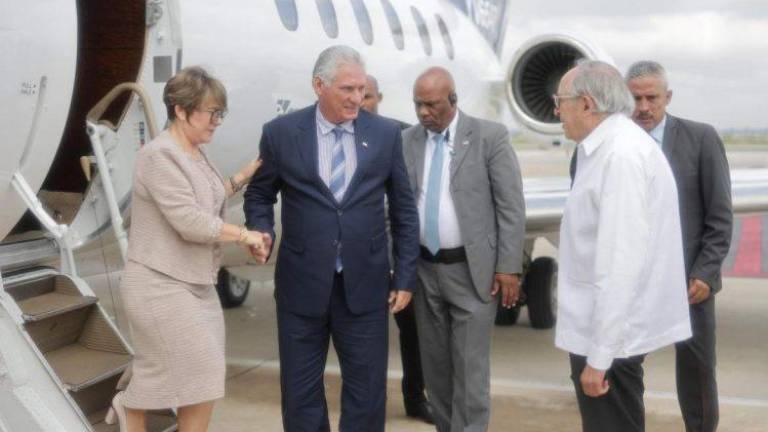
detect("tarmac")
[79,145,768,431]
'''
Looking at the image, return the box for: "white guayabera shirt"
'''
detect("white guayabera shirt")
[555,113,692,370]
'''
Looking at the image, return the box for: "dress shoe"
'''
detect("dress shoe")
[404,399,435,424]
[104,391,128,431]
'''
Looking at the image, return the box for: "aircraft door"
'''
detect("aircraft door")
[0,1,77,241]
[66,0,183,248]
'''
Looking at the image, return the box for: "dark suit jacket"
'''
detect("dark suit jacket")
[662,114,732,294]
[244,106,419,317]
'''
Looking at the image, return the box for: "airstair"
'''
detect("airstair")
[0,84,176,431]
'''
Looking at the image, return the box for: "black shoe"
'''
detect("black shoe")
[404,399,435,425]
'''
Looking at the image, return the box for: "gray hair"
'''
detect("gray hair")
[626,60,669,89]
[312,45,365,84]
[571,60,635,116]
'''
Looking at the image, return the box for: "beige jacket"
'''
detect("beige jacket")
[127,131,226,285]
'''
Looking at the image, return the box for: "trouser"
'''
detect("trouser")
[569,353,646,432]
[394,301,427,404]
[413,260,496,432]
[676,295,718,432]
[277,273,388,432]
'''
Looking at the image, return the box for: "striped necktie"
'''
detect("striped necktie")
[330,126,346,272]
[330,127,346,202]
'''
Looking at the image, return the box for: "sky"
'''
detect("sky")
[501,0,768,129]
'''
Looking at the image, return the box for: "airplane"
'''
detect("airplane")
[2,0,768,430]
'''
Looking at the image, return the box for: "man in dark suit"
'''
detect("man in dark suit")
[402,67,525,431]
[244,45,419,432]
[626,60,733,432]
[362,74,435,425]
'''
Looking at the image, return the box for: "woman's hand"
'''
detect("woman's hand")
[227,159,262,196]
[243,230,264,248]
[244,230,271,264]
[236,158,261,184]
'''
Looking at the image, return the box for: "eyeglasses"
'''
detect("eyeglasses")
[552,93,579,109]
[199,108,228,123]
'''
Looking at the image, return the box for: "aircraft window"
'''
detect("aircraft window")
[315,0,338,38]
[436,14,454,59]
[350,0,374,45]
[274,0,299,31]
[411,7,432,55]
[380,0,404,50]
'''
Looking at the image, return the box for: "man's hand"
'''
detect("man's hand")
[688,278,711,304]
[389,290,413,314]
[249,232,273,264]
[581,364,610,397]
[491,273,520,308]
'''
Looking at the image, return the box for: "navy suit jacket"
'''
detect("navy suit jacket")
[244,105,419,317]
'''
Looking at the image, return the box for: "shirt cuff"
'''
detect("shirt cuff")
[587,344,614,370]
[208,217,224,244]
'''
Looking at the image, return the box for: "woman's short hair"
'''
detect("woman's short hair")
[163,66,227,121]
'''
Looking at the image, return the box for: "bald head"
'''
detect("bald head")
[413,67,458,132]
[362,74,382,114]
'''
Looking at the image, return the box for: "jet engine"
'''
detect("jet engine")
[505,34,613,136]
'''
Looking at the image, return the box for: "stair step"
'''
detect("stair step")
[18,292,98,322]
[47,344,131,392]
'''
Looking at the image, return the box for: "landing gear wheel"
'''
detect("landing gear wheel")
[216,267,251,308]
[525,257,557,329]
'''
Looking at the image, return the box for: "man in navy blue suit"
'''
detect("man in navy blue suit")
[244,45,419,432]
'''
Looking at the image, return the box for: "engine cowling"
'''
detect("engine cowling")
[505,34,613,135]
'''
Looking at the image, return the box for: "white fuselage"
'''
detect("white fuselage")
[180,0,506,178]
[1,0,507,245]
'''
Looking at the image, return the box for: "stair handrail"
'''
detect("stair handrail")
[85,82,160,265]
[86,82,159,139]
[10,172,78,276]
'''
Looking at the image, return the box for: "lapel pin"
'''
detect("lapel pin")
[362,141,368,148]
[462,140,469,146]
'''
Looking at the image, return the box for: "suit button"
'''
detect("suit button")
[337,210,343,216]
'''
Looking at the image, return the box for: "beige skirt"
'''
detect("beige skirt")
[119,260,225,409]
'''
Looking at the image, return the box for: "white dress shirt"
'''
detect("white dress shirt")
[417,111,463,249]
[649,114,667,147]
[555,114,691,370]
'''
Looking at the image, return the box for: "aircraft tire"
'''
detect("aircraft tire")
[216,267,250,308]
[526,257,557,329]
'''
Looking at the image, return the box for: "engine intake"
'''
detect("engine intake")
[505,34,612,135]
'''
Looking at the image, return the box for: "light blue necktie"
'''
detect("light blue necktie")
[329,127,346,202]
[330,127,346,271]
[424,133,446,255]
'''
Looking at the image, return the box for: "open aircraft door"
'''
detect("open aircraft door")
[1,2,181,430]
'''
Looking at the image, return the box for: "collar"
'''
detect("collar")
[316,105,355,135]
[580,113,625,156]
[649,114,667,144]
[426,110,459,144]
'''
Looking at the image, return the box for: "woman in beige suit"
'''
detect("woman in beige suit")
[107,66,267,432]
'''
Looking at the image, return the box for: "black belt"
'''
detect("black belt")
[419,246,467,264]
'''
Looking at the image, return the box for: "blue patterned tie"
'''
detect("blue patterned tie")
[330,126,346,271]
[330,127,346,202]
[424,133,445,255]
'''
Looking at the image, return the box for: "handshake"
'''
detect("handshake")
[237,228,272,264]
